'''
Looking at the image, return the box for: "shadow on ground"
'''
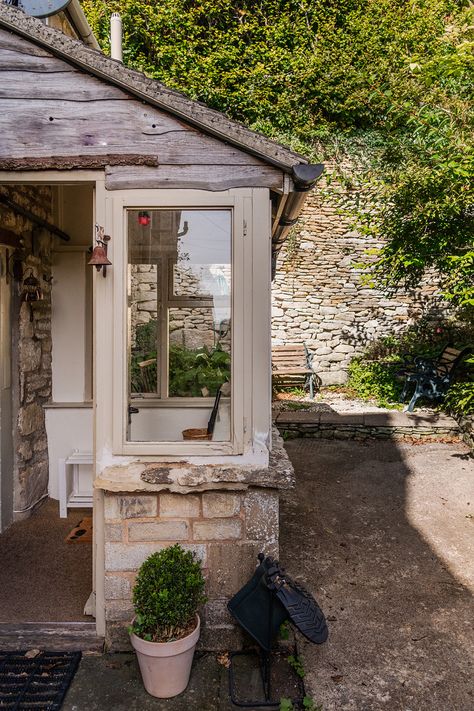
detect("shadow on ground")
[280,439,474,711]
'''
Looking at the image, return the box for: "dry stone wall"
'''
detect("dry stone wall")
[0,185,53,518]
[130,263,231,353]
[272,184,450,385]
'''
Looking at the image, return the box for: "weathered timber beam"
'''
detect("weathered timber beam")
[0,154,160,171]
[0,227,21,247]
[0,194,70,241]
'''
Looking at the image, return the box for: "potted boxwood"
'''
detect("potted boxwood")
[129,544,206,698]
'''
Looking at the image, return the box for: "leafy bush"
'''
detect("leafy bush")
[130,320,231,395]
[444,381,474,417]
[347,323,473,409]
[131,544,206,643]
[347,359,402,408]
[169,343,230,397]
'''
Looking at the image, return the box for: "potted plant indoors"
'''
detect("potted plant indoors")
[129,544,206,698]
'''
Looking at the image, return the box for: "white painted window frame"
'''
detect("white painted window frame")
[108,189,248,456]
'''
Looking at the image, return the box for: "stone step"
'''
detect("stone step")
[0,622,104,653]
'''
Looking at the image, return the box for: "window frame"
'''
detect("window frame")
[110,190,245,456]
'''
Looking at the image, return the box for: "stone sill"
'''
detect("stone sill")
[95,428,294,495]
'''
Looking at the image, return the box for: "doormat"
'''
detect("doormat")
[0,650,81,710]
[65,517,92,544]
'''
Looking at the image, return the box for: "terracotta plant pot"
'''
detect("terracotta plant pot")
[130,615,200,698]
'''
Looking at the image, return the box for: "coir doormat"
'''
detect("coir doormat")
[0,650,81,710]
[65,517,92,544]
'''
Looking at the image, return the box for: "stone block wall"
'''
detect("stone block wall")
[272,183,450,385]
[130,264,231,351]
[0,185,53,518]
[103,488,279,650]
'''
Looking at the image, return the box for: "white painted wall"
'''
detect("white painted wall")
[45,406,93,500]
[51,251,88,402]
[129,401,230,442]
[47,184,94,500]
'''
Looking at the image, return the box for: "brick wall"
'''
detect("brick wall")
[103,488,279,650]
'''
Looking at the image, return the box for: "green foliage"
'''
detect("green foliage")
[169,344,230,397]
[287,654,305,679]
[279,621,290,640]
[279,696,322,711]
[130,321,230,396]
[82,0,474,308]
[82,0,459,142]
[347,319,474,408]
[303,698,323,711]
[444,381,474,416]
[347,359,402,407]
[285,401,312,411]
[131,544,206,643]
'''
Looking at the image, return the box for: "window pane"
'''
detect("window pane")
[172,211,231,297]
[129,264,159,395]
[169,307,231,397]
[127,209,231,443]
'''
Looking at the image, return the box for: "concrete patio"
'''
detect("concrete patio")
[281,438,474,711]
[63,437,474,710]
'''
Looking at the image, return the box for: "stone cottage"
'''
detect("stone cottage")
[0,4,322,649]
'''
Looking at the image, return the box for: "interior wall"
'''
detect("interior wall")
[47,184,94,500]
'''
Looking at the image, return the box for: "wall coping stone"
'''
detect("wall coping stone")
[275,410,458,429]
[95,428,294,494]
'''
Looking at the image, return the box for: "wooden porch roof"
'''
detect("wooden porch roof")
[0,4,307,175]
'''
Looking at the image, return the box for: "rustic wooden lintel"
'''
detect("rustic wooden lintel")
[0,154,160,171]
[0,227,21,248]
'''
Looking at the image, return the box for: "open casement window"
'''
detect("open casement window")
[111,190,245,455]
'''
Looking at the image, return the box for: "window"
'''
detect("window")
[126,209,232,443]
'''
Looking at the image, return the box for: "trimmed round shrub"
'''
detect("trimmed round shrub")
[131,544,206,643]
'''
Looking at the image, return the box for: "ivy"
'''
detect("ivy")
[82,0,474,309]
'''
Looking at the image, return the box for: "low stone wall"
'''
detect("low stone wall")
[103,488,279,651]
[275,411,460,442]
[458,416,474,450]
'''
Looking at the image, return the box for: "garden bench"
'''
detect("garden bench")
[272,343,317,399]
[398,344,472,412]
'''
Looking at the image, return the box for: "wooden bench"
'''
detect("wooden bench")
[272,344,317,399]
[398,344,473,412]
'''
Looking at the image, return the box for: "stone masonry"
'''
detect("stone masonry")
[103,488,279,651]
[0,185,53,518]
[272,182,450,385]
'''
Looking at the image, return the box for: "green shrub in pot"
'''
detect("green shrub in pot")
[131,544,206,643]
[129,544,207,698]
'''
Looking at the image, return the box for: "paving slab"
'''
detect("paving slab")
[280,438,474,711]
[63,648,303,710]
[63,652,223,711]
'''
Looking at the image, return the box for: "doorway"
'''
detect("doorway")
[0,181,95,631]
